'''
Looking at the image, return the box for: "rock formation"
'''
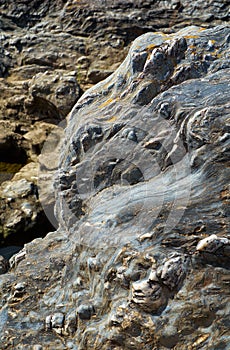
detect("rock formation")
[0,0,229,245]
[0,23,229,349]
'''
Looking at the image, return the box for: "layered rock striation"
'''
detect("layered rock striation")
[0,0,230,245]
[0,24,229,349]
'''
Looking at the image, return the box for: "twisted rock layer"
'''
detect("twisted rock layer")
[0,0,229,245]
[0,25,230,350]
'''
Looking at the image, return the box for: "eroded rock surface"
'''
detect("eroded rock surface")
[0,0,229,244]
[0,25,229,349]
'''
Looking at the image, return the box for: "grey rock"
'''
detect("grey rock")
[0,255,9,274]
[14,282,26,291]
[45,312,65,335]
[51,312,65,330]
[1,0,229,248]
[9,247,26,268]
[196,234,229,253]
[0,9,229,350]
[156,254,188,290]
[131,279,167,313]
[13,281,26,297]
[33,346,43,350]
[77,304,95,320]
[64,311,77,335]
[45,314,52,330]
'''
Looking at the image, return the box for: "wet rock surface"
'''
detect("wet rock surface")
[0,23,229,349]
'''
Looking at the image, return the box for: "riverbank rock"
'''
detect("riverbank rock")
[0,24,229,349]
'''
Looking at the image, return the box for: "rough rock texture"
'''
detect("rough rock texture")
[0,175,55,246]
[0,0,230,245]
[0,25,229,349]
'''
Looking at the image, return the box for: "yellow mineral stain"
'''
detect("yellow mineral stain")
[107,116,117,122]
[184,35,199,39]
[146,44,156,51]
[209,49,222,59]
[99,98,114,108]
[192,334,209,347]
[220,187,230,200]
